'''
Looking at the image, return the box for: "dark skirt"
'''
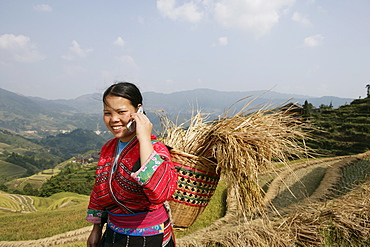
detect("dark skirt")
[99,226,175,247]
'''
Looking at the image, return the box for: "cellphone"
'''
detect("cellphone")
[126,106,144,132]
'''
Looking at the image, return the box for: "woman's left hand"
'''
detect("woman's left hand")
[131,112,152,142]
[131,112,154,166]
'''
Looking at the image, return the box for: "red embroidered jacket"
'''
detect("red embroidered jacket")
[87,136,177,222]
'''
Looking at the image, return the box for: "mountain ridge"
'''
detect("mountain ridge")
[0,87,355,138]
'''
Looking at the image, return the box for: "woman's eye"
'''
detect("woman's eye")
[104,112,111,116]
[118,111,126,114]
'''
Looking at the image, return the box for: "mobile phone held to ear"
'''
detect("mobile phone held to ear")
[126,106,144,132]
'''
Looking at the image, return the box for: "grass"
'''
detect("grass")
[0,182,227,244]
[0,180,226,244]
[321,223,370,247]
[333,158,370,196]
[42,168,58,175]
[5,175,49,191]
[0,193,21,211]
[46,192,89,210]
[0,203,91,241]
[32,195,55,211]
[30,192,89,211]
[4,160,68,191]
[0,192,90,241]
[271,165,327,209]
[0,160,26,182]
[0,203,90,241]
[54,242,86,247]
[258,173,277,193]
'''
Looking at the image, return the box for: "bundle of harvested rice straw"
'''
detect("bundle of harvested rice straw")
[158,96,310,228]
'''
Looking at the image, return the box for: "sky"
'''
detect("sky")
[0,0,369,100]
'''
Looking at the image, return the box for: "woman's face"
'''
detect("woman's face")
[103,95,137,142]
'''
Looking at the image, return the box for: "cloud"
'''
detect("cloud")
[157,0,204,23]
[33,4,53,12]
[292,11,312,26]
[61,40,93,60]
[157,0,295,37]
[0,34,45,62]
[62,65,87,77]
[116,55,139,70]
[317,83,329,95]
[214,0,295,37]
[113,37,126,46]
[212,36,228,46]
[303,34,324,47]
[165,79,174,85]
[100,56,140,83]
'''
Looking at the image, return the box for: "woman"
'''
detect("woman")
[86,82,178,247]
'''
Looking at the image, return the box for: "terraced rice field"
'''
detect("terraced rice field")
[0,151,369,247]
[0,193,37,213]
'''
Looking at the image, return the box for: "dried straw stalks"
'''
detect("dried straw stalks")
[278,180,370,246]
[176,180,370,247]
[159,96,310,217]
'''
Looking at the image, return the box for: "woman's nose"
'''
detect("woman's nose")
[111,113,121,122]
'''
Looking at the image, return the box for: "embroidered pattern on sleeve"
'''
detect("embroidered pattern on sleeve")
[86,209,108,224]
[131,152,164,186]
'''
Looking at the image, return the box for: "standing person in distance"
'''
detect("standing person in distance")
[86,82,178,247]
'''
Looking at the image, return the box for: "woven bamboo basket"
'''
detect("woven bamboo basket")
[168,148,219,229]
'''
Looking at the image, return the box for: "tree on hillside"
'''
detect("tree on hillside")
[366,84,370,98]
[23,183,38,196]
[319,103,333,111]
[0,183,8,192]
[302,100,313,118]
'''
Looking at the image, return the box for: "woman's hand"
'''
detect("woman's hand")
[87,224,103,247]
[132,112,152,142]
[131,112,154,166]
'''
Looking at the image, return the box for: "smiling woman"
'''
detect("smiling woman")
[86,82,178,247]
[103,96,138,142]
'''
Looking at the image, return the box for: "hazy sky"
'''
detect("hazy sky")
[1,0,369,100]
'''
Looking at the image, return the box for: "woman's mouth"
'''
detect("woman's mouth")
[111,125,124,132]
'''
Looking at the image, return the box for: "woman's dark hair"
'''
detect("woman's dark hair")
[103,82,143,107]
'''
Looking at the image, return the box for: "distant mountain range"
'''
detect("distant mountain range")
[0,87,355,138]
[47,88,354,115]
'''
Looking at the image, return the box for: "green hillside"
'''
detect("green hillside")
[0,160,26,183]
[34,128,106,160]
[0,129,61,183]
[0,191,90,241]
[0,129,55,157]
[307,97,370,156]
[38,162,97,197]
[3,157,81,193]
[0,88,103,139]
[0,128,104,191]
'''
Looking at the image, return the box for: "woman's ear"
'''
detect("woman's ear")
[137,104,144,114]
